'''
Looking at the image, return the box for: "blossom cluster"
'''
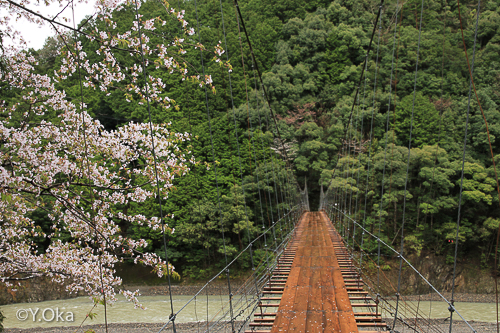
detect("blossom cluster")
[51,0,232,107]
[0,70,192,305]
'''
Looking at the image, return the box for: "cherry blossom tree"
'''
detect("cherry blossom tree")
[0,0,228,307]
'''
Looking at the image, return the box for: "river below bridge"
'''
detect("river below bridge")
[0,295,496,329]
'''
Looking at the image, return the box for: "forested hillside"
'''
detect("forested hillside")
[2,0,500,280]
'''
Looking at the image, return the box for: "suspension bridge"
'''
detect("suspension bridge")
[247,211,373,333]
[154,204,482,333]
[150,0,495,330]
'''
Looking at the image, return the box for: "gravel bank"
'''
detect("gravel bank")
[122,284,244,297]
[386,318,497,332]
[4,321,242,333]
[4,319,497,332]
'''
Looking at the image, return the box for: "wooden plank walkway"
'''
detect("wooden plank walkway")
[246,211,386,333]
[270,211,358,333]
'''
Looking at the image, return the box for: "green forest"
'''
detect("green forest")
[2,0,500,280]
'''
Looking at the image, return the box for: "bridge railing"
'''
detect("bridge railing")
[324,204,478,333]
[156,203,307,333]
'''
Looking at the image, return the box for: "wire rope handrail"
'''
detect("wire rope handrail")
[156,207,306,332]
[323,204,477,333]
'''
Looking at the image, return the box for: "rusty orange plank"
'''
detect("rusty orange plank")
[286,286,309,331]
[270,212,359,333]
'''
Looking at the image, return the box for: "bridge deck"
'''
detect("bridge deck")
[270,211,359,332]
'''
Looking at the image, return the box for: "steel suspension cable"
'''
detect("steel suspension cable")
[193,0,235,330]
[332,205,477,332]
[218,2,303,325]
[349,93,362,253]
[422,6,448,253]
[259,88,301,226]
[344,96,358,242]
[232,5,278,246]
[352,61,369,253]
[255,78,301,221]
[323,0,385,192]
[275,154,292,234]
[421,8,448,331]
[345,233,447,333]
[217,0,270,271]
[338,112,349,235]
[387,3,404,237]
[271,106,299,230]
[377,0,401,296]
[340,133,348,238]
[336,126,345,234]
[71,2,108,331]
[360,11,383,268]
[248,64,285,240]
[346,107,357,245]
[393,0,425,328]
[456,1,500,331]
[340,134,350,237]
[347,87,363,249]
[132,0,177,331]
[214,0,262,317]
[450,0,481,331]
[232,0,308,192]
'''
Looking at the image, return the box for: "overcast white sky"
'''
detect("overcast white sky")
[3,0,97,50]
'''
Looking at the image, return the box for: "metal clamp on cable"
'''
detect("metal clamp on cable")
[448,299,455,313]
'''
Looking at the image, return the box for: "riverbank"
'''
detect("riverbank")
[1,251,497,305]
[3,322,215,333]
[3,319,497,332]
[120,283,243,298]
[2,279,497,306]
[387,318,498,332]
[4,321,244,333]
[128,284,498,303]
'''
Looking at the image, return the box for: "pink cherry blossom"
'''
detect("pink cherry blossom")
[0,0,230,308]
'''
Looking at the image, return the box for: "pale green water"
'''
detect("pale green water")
[1,295,249,329]
[378,301,496,323]
[0,296,496,329]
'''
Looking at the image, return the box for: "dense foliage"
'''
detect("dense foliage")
[2,0,500,283]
